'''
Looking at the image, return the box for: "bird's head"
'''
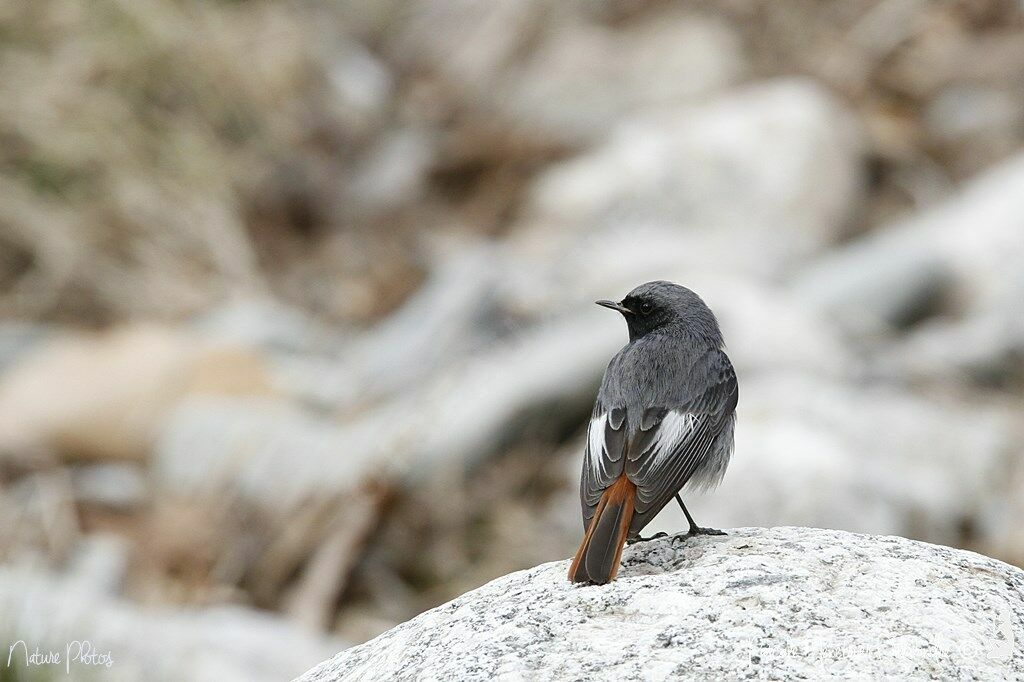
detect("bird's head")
[596,280,723,345]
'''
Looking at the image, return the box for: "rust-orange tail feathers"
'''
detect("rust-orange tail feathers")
[568,475,636,584]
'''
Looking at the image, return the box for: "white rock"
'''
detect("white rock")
[297,527,1023,681]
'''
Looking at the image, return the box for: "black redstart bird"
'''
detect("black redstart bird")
[568,281,738,584]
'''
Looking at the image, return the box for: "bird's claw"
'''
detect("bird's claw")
[626,531,669,545]
[687,527,727,537]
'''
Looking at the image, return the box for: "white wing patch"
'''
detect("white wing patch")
[648,410,698,468]
[587,412,608,481]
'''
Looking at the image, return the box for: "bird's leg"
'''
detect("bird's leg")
[676,494,726,536]
[626,531,669,545]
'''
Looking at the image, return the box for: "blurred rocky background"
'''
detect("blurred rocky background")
[1,0,1023,678]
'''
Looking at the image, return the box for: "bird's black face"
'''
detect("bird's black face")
[596,292,672,339]
[596,280,722,344]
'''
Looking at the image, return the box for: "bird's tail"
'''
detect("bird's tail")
[568,475,636,584]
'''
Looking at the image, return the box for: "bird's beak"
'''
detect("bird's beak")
[595,300,633,315]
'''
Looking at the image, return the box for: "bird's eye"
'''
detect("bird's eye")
[639,301,653,315]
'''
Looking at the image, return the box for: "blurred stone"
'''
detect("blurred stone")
[341,241,508,404]
[0,470,79,566]
[147,304,624,614]
[0,565,345,682]
[891,274,1024,385]
[793,152,1024,364]
[64,533,130,596]
[152,399,382,510]
[698,280,858,380]
[791,229,950,333]
[270,239,522,414]
[195,298,336,355]
[519,79,864,277]
[926,86,1022,142]
[0,325,271,462]
[383,0,543,96]
[347,128,437,216]
[298,528,1023,681]
[328,39,395,134]
[71,463,148,511]
[498,9,745,143]
[378,4,743,145]
[0,322,49,374]
[402,312,617,475]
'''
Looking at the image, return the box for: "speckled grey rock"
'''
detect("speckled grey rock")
[297,527,1023,682]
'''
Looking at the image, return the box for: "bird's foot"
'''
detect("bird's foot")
[626,531,669,545]
[687,526,727,537]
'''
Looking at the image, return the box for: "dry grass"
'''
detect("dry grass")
[0,0,418,324]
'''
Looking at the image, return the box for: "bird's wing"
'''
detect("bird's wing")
[580,405,626,529]
[626,349,738,525]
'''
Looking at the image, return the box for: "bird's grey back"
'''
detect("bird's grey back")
[597,333,720,432]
